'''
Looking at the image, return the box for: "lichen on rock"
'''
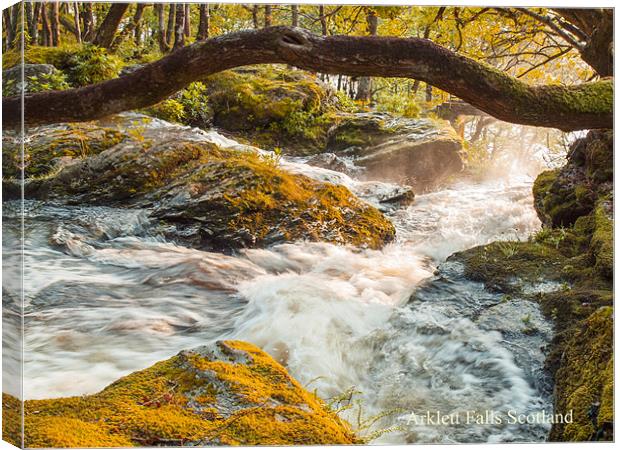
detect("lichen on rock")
[10,340,358,448]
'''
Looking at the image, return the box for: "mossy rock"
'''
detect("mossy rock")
[449,239,579,294]
[10,341,358,447]
[3,44,123,87]
[327,114,464,191]
[591,200,613,279]
[196,66,340,153]
[2,122,126,179]
[533,168,592,228]
[533,131,612,228]
[23,115,395,251]
[549,307,613,441]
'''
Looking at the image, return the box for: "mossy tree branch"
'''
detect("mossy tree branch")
[3,26,612,131]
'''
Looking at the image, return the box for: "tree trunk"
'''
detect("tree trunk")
[24,1,33,44]
[92,3,130,49]
[251,5,259,29]
[172,3,185,51]
[5,26,611,131]
[154,4,167,51]
[29,2,41,44]
[319,6,327,35]
[3,9,14,48]
[50,2,60,47]
[72,2,82,43]
[82,2,94,41]
[10,3,19,46]
[183,4,191,37]
[425,83,433,102]
[291,5,299,27]
[110,3,146,50]
[264,5,272,27]
[355,9,378,101]
[197,4,210,40]
[165,3,175,49]
[40,2,52,46]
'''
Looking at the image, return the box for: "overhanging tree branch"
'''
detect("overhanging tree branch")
[3,27,612,131]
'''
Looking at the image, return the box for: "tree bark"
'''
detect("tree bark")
[50,2,60,46]
[4,26,612,132]
[155,3,167,51]
[291,5,299,27]
[110,3,147,50]
[355,9,378,101]
[3,9,14,48]
[40,2,52,46]
[165,3,175,49]
[318,6,327,35]
[425,83,433,102]
[24,1,33,43]
[197,4,210,40]
[522,8,613,77]
[72,2,82,43]
[251,5,259,29]
[92,3,130,49]
[183,4,191,37]
[264,5,272,27]
[82,2,94,41]
[172,3,185,51]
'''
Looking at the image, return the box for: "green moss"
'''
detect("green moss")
[533,169,593,227]
[19,341,359,447]
[3,123,126,179]
[3,44,123,86]
[198,67,336,153]
[451,239,576,293]
[591,202,613,279]
[144,99,186,123]
[564,79,614,115]
[551,307,613,441]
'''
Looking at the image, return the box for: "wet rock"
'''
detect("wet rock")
[17,114,395,251]
[327,113,464,191]
[451,227,613,442]
[11,340,358,447]
[2,121,126,179]
[305,153,351,174]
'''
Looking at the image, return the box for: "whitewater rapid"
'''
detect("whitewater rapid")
[2,122,553,443]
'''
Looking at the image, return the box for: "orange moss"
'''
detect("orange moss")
[20,341,358,447]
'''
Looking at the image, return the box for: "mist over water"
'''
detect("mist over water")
[3,124,553,443]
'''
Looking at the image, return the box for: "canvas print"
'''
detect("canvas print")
[1,1,614,447]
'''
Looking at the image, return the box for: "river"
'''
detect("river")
[2,123,554,443]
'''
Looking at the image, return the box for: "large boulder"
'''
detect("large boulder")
[2,121,125,179]
[326,113,464,191]
[9,340,358,447]
[13,115,395,251]
[533,130,612,228]
[2,63,67,96]
[193,67,340,153]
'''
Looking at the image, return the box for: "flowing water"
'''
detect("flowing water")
[2,121,555,443]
